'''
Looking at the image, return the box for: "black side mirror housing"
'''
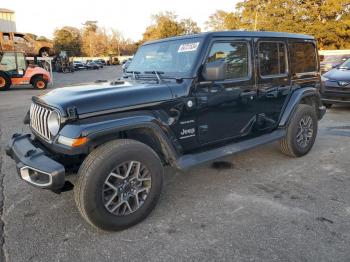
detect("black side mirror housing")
[202,60,226,81]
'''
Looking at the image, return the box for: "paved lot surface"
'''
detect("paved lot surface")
[0,66,350,261]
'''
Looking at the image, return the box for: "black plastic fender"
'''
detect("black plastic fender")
[278,87,326,127]
[57,111,181,164]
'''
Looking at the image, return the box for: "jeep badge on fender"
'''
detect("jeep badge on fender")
[6,31,326,231]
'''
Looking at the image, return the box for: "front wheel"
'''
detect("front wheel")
[279,104,318,157]
[74,139,163,231]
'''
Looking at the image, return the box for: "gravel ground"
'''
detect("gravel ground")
[0,66,350,261]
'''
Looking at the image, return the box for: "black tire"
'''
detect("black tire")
[279,104,318,157]
[74,139,163,231]
[323,103,332,109]
[32,76,48,90]
[0,72,11,91]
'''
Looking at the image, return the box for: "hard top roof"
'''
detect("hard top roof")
[144,30,314,45]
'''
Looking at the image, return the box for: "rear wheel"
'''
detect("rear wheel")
[32,76,48,89]
[0,72,11,91]
[74,139,163,231]
[279,104,318,157]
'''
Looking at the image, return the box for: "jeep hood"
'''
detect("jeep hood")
[34,81,174,116]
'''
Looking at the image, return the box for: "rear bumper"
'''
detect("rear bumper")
[5,133,65,191]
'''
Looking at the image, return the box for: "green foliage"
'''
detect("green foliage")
[53,26,82,56]
[142,11,201,42]
[206,0,350,49]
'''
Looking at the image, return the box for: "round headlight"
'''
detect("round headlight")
[48,111,60,136]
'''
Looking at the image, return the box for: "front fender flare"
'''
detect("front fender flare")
[58,114,180,164]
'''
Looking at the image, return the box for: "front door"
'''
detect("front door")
[195,38,257,145]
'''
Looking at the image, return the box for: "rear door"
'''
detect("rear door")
[255,39,291,131]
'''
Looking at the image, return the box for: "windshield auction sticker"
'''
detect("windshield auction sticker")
[178,42,200,53]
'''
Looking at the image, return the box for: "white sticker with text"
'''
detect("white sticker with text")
[178,42,200,53]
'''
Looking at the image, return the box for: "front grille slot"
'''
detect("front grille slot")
[30,103,52,140]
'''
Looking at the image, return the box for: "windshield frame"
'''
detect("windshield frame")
[125,36,205,79]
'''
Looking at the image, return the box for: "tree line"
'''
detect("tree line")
[206,0,350,49]
[53,0,350,56]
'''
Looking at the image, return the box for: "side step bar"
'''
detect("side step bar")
[176,129,286,170]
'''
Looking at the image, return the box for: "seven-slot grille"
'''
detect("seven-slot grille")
[30,103,52,140]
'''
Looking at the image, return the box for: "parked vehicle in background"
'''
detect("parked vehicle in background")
[122,58,132,73]
[86,61,100,70]
[93,60,104,68]
[0,32,53,57]
[319,50,350,73]
[94,59,106,66]
[321,58,350,108]
[6,31,325,231]
[73,61,86,70]
[0,51,50,90]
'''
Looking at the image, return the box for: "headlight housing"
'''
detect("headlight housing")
[321,75,329,82]
[48,111,60,136]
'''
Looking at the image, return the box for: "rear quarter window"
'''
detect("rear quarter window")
[290,42,318,74]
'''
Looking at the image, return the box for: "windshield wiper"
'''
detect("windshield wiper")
[144,70,164,83]
[126,70,141,80]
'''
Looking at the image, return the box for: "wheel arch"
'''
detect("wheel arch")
[38,47,51,56]
[279,87,325,127]
[0,71,12,88]
[29,74,43,84]
[59,115,181,167]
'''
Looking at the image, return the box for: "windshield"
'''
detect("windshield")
[127,38,203,77]
[339,58,350,69]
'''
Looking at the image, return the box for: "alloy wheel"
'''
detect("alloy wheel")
[296,116,313,148]
[102,161,152,216]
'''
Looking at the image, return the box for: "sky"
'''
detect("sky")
[2,0,238,41]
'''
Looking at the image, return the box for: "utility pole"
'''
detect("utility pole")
[254,0,259,31]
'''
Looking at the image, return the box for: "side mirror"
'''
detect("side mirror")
[202,60,226,81]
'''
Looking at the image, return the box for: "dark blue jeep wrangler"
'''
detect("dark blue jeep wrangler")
[6,31,326,231]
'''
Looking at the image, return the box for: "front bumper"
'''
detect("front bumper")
[5,133,65,191]
[321,84,350,105]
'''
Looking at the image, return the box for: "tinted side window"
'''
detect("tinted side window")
[290,42,317,73]
[259,42,287,77]
[207,41,249,80]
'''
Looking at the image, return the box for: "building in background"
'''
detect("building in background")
[0,8,16,32]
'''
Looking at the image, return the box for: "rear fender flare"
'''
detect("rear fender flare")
[279,87,323,127]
